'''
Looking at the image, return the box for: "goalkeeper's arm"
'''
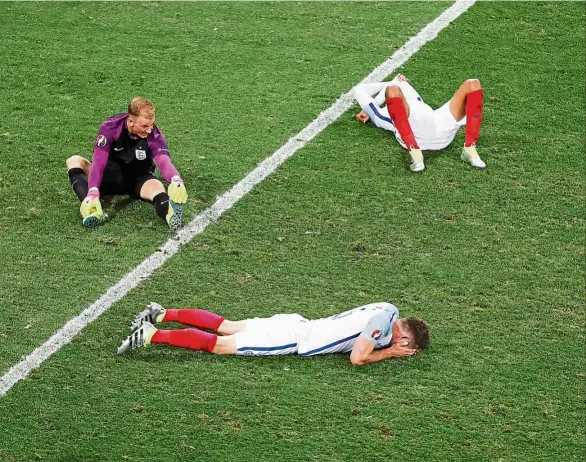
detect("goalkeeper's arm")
[154,154,188,204]
[80,187,102,218]
[81,149,109,218]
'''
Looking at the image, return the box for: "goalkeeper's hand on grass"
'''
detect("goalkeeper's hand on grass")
[80,187,103,218]
[168,176,187,204]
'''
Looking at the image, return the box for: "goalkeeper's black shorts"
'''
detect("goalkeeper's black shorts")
[100,160,158,199]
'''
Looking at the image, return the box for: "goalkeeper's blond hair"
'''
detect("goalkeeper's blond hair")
[128,97,155,119]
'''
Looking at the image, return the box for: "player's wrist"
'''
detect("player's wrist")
[171,175,183,184]
[87,187,100,199]
[386,345,401,358]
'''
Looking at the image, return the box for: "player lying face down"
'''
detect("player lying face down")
[118,301,430,366]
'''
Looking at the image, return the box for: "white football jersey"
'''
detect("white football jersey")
[297,302,399,356]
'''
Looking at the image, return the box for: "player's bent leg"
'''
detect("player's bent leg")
[139,178,166,202]
[446,79,486,168]
[385,85,410,116]
[66,155,91,175]
[140,178,184,231]
[67,156,91,202]
[448,79,482,122]
[385,86,424,172]
[463,79,483,148]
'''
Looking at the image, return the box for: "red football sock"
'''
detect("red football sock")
[386,97,419,150]
[152,328,218,352]
[162,309,225,331]
[465,89,483,147]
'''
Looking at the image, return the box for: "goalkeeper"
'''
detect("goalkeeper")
[65,97,188,231]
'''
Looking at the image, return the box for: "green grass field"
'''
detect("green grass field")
[0,2,584,461]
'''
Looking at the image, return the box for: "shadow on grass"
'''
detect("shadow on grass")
[101,196,134,219]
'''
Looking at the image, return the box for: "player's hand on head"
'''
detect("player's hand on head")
[80,187,102,218]
[389,341,418,358]
[168,175,188,204]
[397,74,410,83]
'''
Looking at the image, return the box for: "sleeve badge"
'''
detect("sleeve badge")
[96,134,107,147]
[371,329,382,340]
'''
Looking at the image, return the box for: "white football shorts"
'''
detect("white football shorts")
[234,313,308,356]
[367,99,466,151]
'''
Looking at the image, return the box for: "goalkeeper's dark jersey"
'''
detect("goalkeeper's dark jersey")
[89,113,175,189]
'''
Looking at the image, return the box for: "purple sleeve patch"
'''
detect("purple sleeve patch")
[149,125,170,155]
[96,113,127,147]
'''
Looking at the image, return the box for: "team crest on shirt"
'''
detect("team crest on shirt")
[96,134,107,147]
[371,329,382,340]
[135,149,147,160]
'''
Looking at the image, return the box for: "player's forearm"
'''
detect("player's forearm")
[154,154,180,183]
[88,150,109,190]
[373,87,389,107]
[351,347,396,366]
[354,82,389,97]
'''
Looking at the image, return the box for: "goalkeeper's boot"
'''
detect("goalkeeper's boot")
[461,144,486,168]
[131,302,166,330]
[117,321,157,354]
[166,200,184,232]
[408,147,425,172]
[82,211,109,228]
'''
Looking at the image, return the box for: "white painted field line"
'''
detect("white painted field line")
[0,0,475,397]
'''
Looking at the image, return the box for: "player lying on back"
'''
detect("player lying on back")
[65,97,188,230]
[353,74,486,172]
[117,301,430,365]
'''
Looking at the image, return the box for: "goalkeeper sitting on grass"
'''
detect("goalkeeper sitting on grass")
[65,97,188,231]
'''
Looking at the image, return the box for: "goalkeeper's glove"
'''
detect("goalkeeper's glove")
[80,187,103,218]
[168,176,188,204]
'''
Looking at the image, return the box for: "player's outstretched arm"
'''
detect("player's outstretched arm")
[77,143,110,227]
[154,155,188,204]
[350,337,417,366]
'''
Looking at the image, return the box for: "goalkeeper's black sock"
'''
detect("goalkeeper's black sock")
[153,192,170,220]
[68,168,88,201]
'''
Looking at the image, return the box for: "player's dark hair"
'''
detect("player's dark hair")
[402,317,430,350]
[128,97,155,118]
